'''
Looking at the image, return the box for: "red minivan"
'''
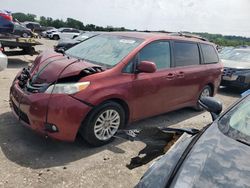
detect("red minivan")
[10,32,222,146]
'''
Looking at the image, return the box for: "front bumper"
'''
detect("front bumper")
[9,81,92,142]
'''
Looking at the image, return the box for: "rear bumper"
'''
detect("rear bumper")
[221,79,249,89]
[9,82,92,142]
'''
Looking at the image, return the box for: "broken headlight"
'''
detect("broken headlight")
[45,81,90,94]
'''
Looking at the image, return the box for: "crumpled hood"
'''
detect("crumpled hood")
[171,123,250,188]
[30,51,98,84]
[222,59,250,69]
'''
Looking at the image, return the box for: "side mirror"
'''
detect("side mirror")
[57,48,65,54]
[137,61,156,73]
[198,97,222,121]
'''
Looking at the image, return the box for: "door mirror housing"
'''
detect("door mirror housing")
[198,97,222,121]
[57,48,65,54]
[137,61,156,73]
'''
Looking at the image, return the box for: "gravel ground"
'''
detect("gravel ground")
[0,38,241,188]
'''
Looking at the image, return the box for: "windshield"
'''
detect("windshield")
[219,96,250,145]
[65,34,143,67]
[219,48,250,63]
[74,33,97,41]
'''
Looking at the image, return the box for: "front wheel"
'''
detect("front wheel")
[79,101,125,146]
[194,85,212,111]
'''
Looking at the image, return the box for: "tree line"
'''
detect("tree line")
[12,12,127,32]
[12,12,250,46]
[194,32,250,47]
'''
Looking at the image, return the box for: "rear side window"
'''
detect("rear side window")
[174,42,200,67]
[62,29,71,32]
[139,41,171,70]
[201,44,219,63]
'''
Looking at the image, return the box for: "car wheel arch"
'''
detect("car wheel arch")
[94,97,130,125]
[77,98,129,145]
[77,97,130,136]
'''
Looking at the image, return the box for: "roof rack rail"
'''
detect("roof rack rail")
[169,32,209,42]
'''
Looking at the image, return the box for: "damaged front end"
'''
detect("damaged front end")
[9,51,106,141]
[17,56,104,94]
[115,127,199,169]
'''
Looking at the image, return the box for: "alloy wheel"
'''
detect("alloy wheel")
[94,109,120,141]
[200,88,211,98]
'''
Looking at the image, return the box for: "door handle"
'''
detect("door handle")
[165,73,175,80]
[177,71,185,78]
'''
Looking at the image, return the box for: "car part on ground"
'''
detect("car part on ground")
[115,127,199,169]
[220,47,250,90]
[0,43,7,71]
[9,32,222,146]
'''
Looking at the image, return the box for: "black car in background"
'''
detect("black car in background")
[220,47,250,90]
[135,94,250,187]
[54,32,100,52]
[23,22,46,36]
[13,23,36,38]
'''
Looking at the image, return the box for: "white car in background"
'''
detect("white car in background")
[41,27,57,38]
[0,43,7,71]
[48,28,80,40]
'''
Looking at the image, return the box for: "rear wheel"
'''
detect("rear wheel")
[194,85,212,111]
[53,35,59,40]
[22,32,29,38]
[79,101,125,146]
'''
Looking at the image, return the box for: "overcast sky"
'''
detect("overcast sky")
[2,0,250,37]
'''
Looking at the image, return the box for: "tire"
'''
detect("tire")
[53,35,60,40]
[194,85,212,111]
[22,32,29,38]
[79,101,125,146]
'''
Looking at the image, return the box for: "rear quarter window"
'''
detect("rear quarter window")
[201,43,219,64]
[174,42,200,67]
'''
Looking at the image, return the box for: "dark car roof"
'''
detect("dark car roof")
[138,122,250,188]
[104,32,214,45]
[171,123,250,187]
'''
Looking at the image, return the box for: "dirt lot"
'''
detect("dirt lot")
[0,39,241,188]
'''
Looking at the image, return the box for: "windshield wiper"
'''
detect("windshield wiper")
[236,139,250,146]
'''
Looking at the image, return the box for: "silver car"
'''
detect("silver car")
[0,43,7,71]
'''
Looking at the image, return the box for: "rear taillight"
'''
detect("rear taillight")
[0,48,3,52]
[0,13,13,21]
